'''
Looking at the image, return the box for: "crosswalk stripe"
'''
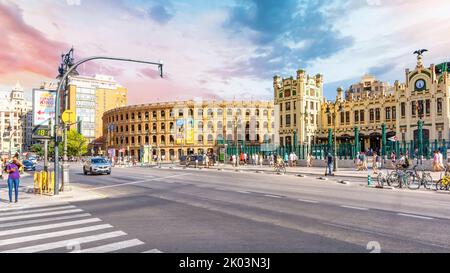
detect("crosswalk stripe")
[78,239,144,253]
[0,224,112,246]
[0,206,77,217]
[0,218,102,237]
[0,213,92,229]
[142,249,163,253]
[0,203,70,213]
[0,209,83,222]
[2,231,126,253]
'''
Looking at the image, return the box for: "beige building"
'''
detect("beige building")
[0,83,32,155]
[274,54,450,157]
[102,100,275,161]
[273,70,324,147]
[66,74,127,144]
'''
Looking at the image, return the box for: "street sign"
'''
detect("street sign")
[62,110,76,124]
[33,89,56,126]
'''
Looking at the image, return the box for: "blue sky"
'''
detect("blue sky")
[1,0,450,103]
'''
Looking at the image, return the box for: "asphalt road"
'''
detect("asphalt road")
[6,164,450,253]
[62,164,450,253]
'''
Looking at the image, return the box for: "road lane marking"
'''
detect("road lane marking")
[297,199,319,204]
[397,213,434,220]
[90,173,192,190]
[237,191,251,194]
[0,224,113,247]
[142,249,164,253]
[78,239,145,253]
[0,213,92,229]
[264,194,283,199]
[340,205,369,211]
[0,209,84,222]
[0,203,70,213]
[0,218,102,237]
[0,206,77,217]
[2,231,127,253]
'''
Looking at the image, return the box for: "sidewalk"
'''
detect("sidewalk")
[0,174,105,208]
[168,163,444,181]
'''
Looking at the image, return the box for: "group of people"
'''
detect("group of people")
[0,153,23,204]
[432,150,445,171]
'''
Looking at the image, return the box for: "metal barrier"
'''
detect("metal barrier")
[33,171,55,195]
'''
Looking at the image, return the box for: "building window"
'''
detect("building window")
[385,107,391,120]
[218,109,223,116]
[327,115,332,126]
[198,109,203,117]
[152,111,157,118]
[280,104,283,112]
[438,131,443,141]
[411,101,416,116]
[345,111,350,124]
[392,106,396,120]
[360,110,365,122]
[293,102,296,110]
[354,111,359,123]
[227,109,233,116]
[311,114,315,125]
[375,108,380,121]
[401,102,406,118]
[284,90,291,97]
[280,115,283,126]
[425,99,431,115]
[310,101,314,110]
[294,114,297,126]
[131,125,135,132]
[418,100,424,117]
[437,98,443,115]
[369,109,374,122]
[340,111,344,125]
[161,123,165,131]
[131,113,135,120]
[285,102,291,111]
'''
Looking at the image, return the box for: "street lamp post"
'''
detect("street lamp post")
[326,101,344,173]
[53,53,163,195]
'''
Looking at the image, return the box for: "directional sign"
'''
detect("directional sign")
[33,89,56,126]
[62,110,76,124]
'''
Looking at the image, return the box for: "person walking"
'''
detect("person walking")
[307,153,312,167]
[326,152,333,176]
[372,151,380,174]
[6,157,22,203]
[433,150,439,172]
[438,150,444,171]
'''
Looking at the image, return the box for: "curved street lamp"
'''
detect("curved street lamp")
[53,55,163,195]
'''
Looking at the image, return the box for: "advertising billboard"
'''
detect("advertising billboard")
[186,118,194,144]
[33,89,56,126]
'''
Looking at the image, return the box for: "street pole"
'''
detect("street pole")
[333,111,338,172]
[53,54,163,195]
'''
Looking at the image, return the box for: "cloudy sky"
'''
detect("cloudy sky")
[1,0,450,104]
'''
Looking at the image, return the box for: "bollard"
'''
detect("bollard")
[368,174,372,186]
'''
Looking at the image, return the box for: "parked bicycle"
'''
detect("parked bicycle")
[436,167,450,191]
[407,164,434,190]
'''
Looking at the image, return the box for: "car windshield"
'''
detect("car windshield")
[23,160,33,165]
[91,158,108,164]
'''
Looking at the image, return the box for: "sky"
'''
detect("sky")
[1,0,450,104]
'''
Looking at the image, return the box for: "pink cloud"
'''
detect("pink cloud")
[0,2,68,77]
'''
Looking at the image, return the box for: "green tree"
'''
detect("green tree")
[48,130,88,157]
[30,144,44,157]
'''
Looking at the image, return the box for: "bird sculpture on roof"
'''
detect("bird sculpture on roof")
[413,49,428,56]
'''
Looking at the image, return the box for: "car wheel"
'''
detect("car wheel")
[83,167,87,175]
[90,168,93,175]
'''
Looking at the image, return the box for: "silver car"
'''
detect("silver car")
[83,157,112,175]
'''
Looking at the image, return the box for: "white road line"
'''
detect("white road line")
[0,206,77,217]
[142,249,164,253]
[0,213,92,229]
[264,194,283,199]
[397,213,434,220]
[340,205,369,211]
[297,199,319,204]
[237,191,251,194]
[0,218,102,237]
[0,224,112,247]
[78,239,145,253]
[2,231,126,253]
[0,203,70,213]
[91,173,191,190]
[0,209,84,222]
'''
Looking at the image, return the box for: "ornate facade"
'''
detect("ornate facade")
[102,100,275,161]
[275,54,450,155]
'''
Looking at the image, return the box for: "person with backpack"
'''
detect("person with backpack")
[325,152,333,176]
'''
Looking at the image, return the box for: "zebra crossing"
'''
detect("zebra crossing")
[0,202,161,253]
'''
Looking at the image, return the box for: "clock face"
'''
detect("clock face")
[415,79,425,90]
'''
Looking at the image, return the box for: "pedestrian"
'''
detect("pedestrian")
[205,154,209,168]
[259,154,263,167]
[307,153,312,167]
[6,157,22,203]
[433,150,439,172]
[284,153,289,165]
[232,154,236,167]
[438,150,444,171]
[326,152,333,176]
[372,151,379,174]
